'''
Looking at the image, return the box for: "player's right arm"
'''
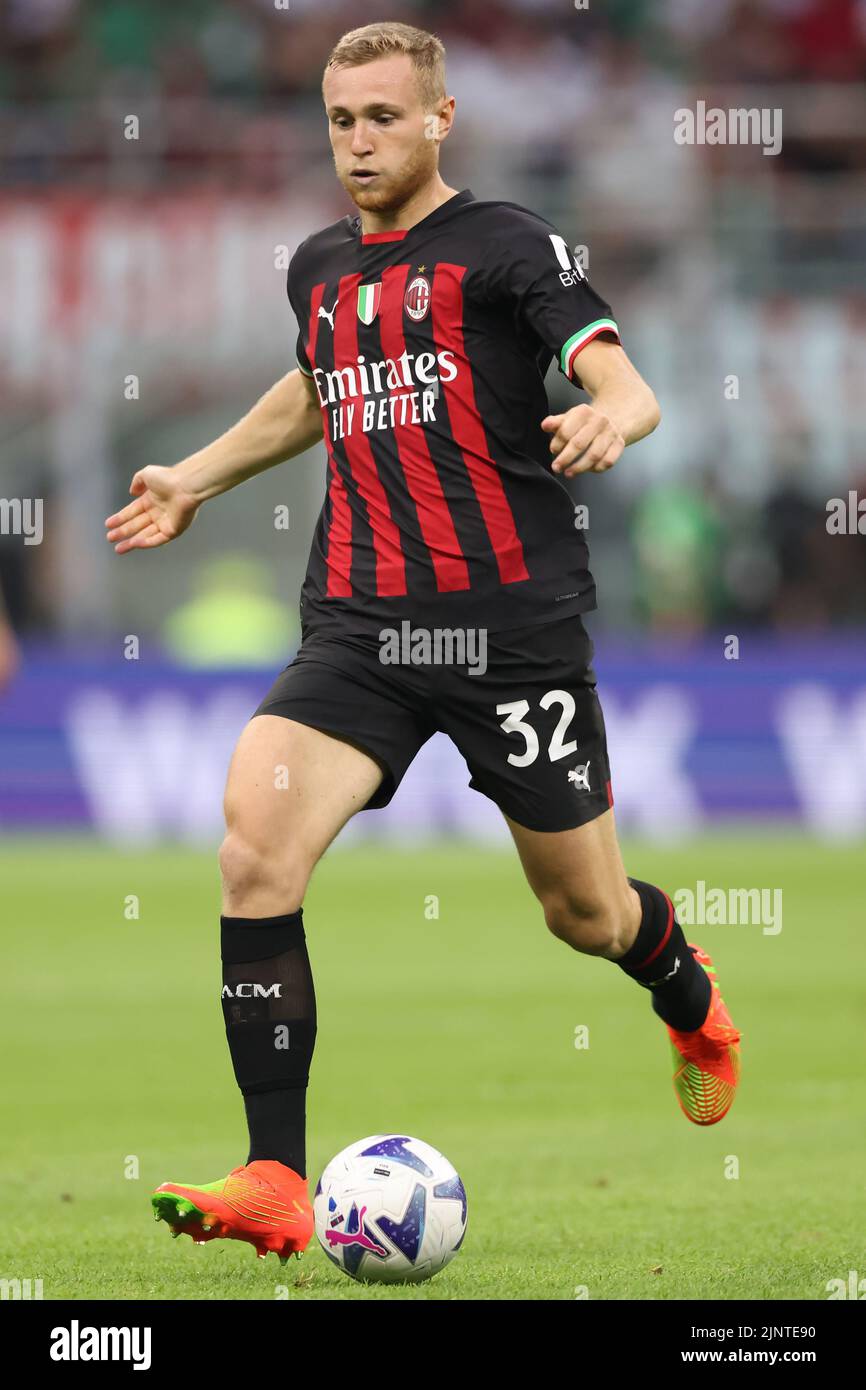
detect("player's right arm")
[105,368,323,554]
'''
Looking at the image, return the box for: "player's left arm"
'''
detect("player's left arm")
[478,209,660,479]
[542,339,661,478]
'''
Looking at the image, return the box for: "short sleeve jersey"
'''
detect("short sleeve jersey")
[287,188,620,636]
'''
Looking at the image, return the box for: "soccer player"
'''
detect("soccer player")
[105,22,740,1264]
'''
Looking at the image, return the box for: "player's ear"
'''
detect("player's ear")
[432,95,455,142]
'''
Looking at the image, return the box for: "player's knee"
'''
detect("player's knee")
[218,829,309,915]
[218,830,268,902]
[543,888,631,957]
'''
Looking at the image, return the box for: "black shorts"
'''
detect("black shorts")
[254,615,613,834]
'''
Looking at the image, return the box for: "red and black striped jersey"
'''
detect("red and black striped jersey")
[288,188,620,636]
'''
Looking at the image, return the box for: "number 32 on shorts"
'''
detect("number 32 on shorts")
[495,690,578,767]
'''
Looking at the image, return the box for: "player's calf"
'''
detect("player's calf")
[613,878,712,1031]
[217,718,381,1186]
[544,872,741,1124]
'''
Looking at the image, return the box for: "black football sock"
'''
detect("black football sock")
[615,878,711,1031]
[220,909,316,1179]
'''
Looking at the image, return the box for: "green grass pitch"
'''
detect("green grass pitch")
[2,833,863,1301]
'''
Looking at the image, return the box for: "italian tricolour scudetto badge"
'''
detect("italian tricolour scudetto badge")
[404,275,431,322]
[357,282,382,325]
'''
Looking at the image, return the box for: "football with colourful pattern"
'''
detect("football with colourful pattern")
[314,1135,468,1283]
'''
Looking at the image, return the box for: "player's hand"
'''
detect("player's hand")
[541,404,625,478]
[105,466,201,555]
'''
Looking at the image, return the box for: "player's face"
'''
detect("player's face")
[323,55,446,214]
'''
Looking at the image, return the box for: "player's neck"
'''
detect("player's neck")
[358,177,461,238]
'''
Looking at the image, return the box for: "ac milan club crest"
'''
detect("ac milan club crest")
[404,274,431,322]
[357,282,382,325]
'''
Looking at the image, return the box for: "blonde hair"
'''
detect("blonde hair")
[324,21,446,110]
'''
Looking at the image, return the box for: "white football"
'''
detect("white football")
[314,1134,468,1283]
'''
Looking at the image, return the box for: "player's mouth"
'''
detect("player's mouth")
[349,169,379,186]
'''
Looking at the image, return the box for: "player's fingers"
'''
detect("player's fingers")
[548,432,571,459]
[550,419,593,462]
[561,429,619,477]
[546,423,574,456]
[106,509,154,543]
[105,495,147,531]
[589,441,625,473]
[552,421,606,472]
[548,405,595,457]
[565,440,623,478]
[140,523,174,547]
[566,415,609,458]
[113,522,162,554]
[540,414,564,434]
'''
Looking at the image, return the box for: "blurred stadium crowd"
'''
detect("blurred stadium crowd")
[1,0,865,646]
[3,1,865,185]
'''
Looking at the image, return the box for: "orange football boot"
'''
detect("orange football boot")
[664,945,741,1125]
[151,1159,313,1262]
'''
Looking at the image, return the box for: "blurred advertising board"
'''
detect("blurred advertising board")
[1,637,864,843]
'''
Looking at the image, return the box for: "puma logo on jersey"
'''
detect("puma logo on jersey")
[317,298,338,330]
[568,761,591,791]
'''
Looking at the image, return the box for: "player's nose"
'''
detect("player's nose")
[350,123,374,155]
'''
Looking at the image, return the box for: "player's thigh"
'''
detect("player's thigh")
[439,615,614,840]
[436,615,633,945]
[220,714,384,903]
